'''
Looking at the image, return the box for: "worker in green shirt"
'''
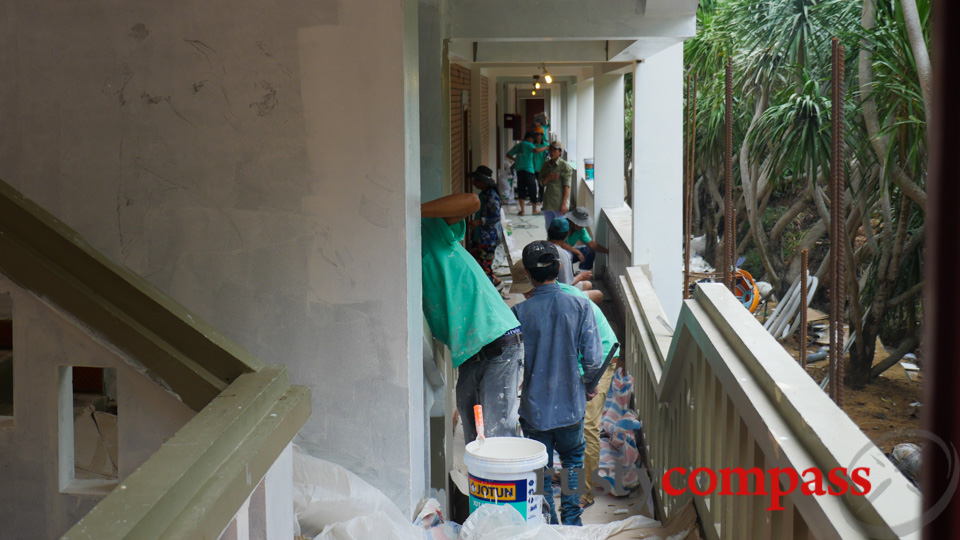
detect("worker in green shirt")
[506,132,549,216]
[562,207,610,271]
[421,193,524,443]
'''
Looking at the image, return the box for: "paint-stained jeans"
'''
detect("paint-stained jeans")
[575,245,596,271]
[520,418,585,526]
[457,342,524,443]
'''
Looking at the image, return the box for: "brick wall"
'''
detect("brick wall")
[450,64,471,194]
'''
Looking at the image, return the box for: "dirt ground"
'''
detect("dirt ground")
[773,316,923,454]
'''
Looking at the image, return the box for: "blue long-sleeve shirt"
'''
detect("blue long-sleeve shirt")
[512,283,603,431]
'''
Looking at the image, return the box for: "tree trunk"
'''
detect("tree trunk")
[900,0,933,134]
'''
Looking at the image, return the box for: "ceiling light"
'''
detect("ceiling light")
[535,81,541,89]
[531,89,536,95]
[544,72,552,84]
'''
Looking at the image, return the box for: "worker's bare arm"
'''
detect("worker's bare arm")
[421,193,481,225]
[587,240,609,254]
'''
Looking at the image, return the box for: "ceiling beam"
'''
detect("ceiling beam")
[446,0,695,42]
[476,41,609,63]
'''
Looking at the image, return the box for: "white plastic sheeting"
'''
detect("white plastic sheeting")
[459,504,681,540]
[292,445,686,540]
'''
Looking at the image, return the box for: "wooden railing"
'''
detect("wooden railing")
[0,178,310,539]
[618,268,923,539]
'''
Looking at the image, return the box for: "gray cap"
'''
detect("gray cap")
[564,206,593,228]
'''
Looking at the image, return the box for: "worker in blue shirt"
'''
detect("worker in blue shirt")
[511,240,603,526]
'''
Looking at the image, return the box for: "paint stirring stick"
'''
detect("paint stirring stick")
[474,404,485,444]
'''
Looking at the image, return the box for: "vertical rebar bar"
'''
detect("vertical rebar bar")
[836,42,846,408]
[685,74,698,300]
[829,38,846,407]
[684,73,692,299]
[800,249,809,369]
[829,38,838,402]
[724,58,734,291]
[690,74,698,294]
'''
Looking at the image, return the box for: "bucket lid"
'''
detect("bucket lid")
[464,437,548,472]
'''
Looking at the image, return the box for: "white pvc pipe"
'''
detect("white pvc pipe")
[763,277,801,331]
[782,277,819,339]
[768,277,804,336]
[771,275,810,339]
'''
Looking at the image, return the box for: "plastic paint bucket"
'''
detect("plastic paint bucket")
[463,437,548,524]
[584,158,595,179]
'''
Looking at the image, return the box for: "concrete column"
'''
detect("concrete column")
[470,65,483,170]
[593,72,625,212]
[565,82,578,164]
[299,0,425,516]
[486,70,498,170]
[419,0,443,202]
[632,44,684,323]
[592,72,625,278]
[575,74,594,175]
[549,88,562,143]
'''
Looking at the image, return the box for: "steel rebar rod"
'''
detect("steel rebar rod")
[684,72,692,299]
[836,42,846,408]
[829,38,847,407]
[685,74,698,300]
[724,58,734,291]
[800,249,809,369]
[829,38,839,402]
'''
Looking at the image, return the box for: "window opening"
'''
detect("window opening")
[59,365,118,494]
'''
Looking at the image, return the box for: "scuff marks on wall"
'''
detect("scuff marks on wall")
[128,23,150,42]
[249,81,278,117]
[183,39,224,75]
[101,64,134,106]
[256,41,293,77]
[140,92,197,128]
[359,194,390,229]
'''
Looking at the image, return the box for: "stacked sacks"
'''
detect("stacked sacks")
[599,369,643,491]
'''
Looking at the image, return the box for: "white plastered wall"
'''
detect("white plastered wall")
[0,277,195,539]
[0,0,425,516]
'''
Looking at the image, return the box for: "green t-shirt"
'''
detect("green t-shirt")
[566,227,591,246]
[532,145,547,176]
[507,141,539,173]
[421,218,519,367]
[558,283,618,364]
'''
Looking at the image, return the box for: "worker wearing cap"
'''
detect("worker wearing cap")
[512,240,603,526]
[562,206,610,272]
[538,141,574,231]
[421,191,523,443]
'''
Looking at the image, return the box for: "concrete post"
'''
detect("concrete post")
[592,72,625,278]
[565,82,578,165]
[632,44,684,323]
[419,0,444,202]
[593,72,625,212]
[486,70,498,170]
[575,73,595,177]
[470,65,484,170]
